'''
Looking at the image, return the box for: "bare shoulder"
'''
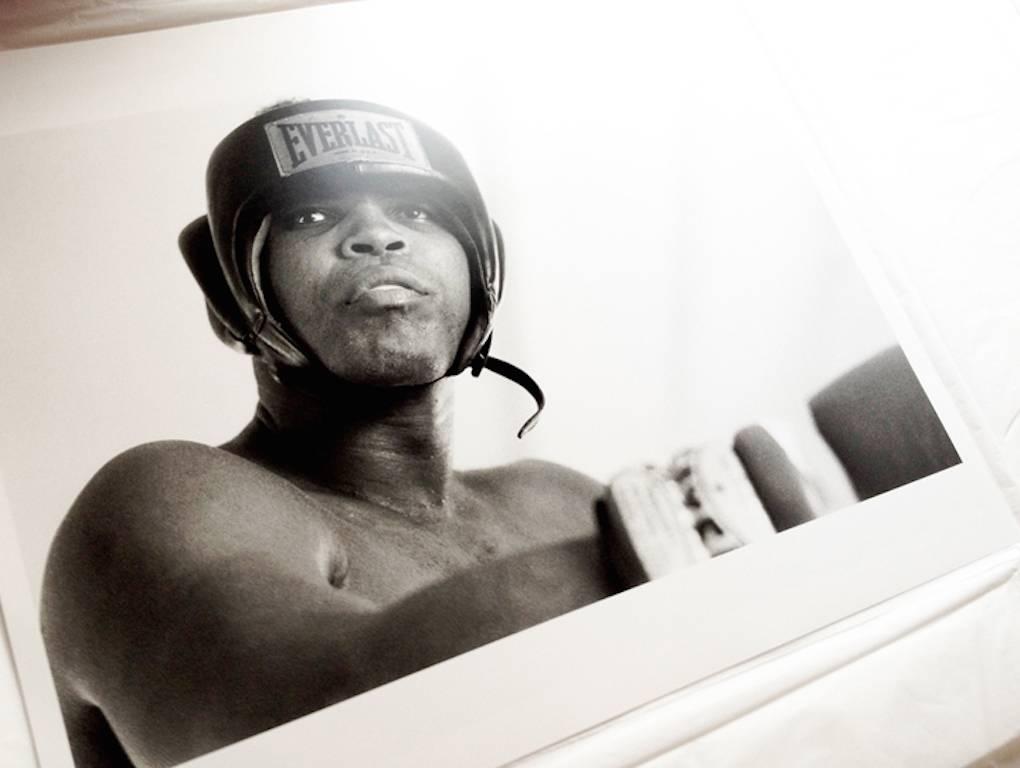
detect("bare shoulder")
[41,440,356,764]
[43,441,215,596]
[41,440,335,687]
[504,458,603,495]
[44,440,322,580]
[460,459,606,536]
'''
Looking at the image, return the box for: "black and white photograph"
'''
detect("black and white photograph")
[1,2,1019,768]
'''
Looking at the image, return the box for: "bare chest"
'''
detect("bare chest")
[295,485,577,605]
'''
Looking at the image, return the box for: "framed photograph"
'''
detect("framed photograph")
[0,2,1016,767]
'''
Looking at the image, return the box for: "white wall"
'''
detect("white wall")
[0,0,894,600]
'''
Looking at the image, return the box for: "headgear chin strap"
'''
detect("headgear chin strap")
[178,99,543,436]
[478,355,545,438]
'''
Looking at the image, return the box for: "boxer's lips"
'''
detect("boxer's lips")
[346,270,430,307]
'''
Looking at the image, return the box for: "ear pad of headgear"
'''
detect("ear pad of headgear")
[179,215,255,354]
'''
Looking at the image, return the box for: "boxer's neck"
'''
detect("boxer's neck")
[231,361,459,522]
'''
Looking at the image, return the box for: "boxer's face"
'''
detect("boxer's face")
[266,188,471,386]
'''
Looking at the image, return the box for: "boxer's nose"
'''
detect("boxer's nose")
[339,203,407,259]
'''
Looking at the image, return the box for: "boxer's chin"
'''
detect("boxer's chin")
[322,341,457,388]
[356,358,452,388]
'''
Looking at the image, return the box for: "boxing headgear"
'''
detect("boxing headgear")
[179,99,543,436]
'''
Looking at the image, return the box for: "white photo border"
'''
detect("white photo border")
[0,3,1017,768]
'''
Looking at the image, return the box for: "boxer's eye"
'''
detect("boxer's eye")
[282,208,333,229]
[393,204,431,223]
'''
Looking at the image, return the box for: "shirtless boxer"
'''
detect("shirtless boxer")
[40,100,619,768]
